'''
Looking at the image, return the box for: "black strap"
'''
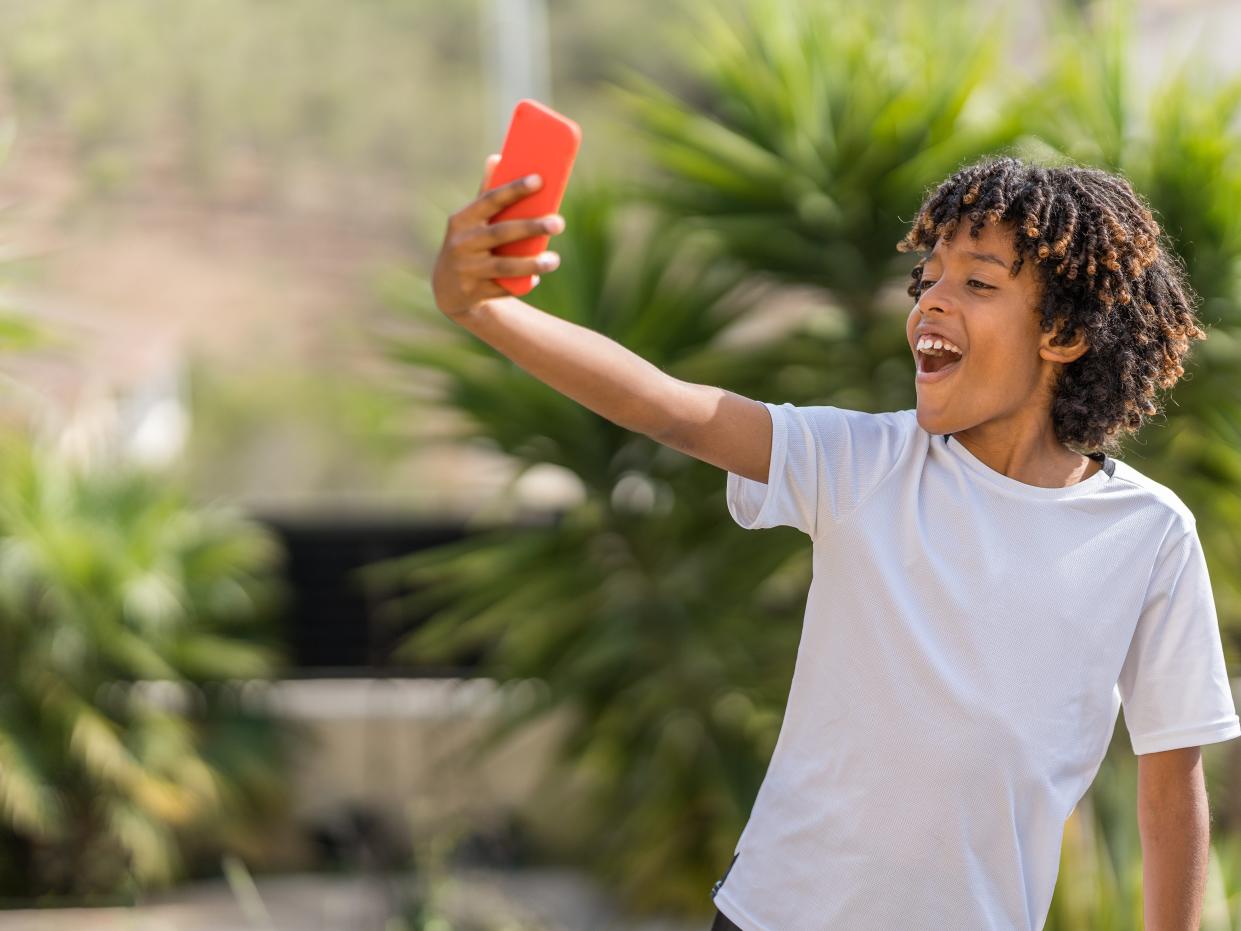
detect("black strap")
[710,851,739,900]
[1088,450,1117,477]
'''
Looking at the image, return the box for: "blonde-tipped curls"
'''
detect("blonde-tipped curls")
[896,155,1205,456]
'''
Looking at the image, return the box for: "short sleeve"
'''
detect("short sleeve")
[724,402,911,540]
[1118,523,1241,755]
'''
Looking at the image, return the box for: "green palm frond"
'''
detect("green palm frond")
[0,724,63,837]
[0,437,292,897]
[1028,0,1138,172]
[609,0,1022,311]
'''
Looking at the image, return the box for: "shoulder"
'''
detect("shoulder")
[1107,458,1198,538]
[789,404,920,436]
[1107,458,1197,525]
[784,405,922,459]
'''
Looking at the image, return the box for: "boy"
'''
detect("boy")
[431,154,1241,930]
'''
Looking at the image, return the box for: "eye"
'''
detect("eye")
[915,277,993,294]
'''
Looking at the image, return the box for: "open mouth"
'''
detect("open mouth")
[917,347,964,380]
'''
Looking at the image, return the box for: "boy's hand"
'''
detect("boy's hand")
[432,153,566,321]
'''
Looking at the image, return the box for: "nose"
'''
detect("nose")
[915,283,952,316]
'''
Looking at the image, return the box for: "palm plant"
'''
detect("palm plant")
[0,434,292,899]
[379,0,1241,917]
[609,0,1027,315]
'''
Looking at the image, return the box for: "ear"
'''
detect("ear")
[1040,318,1090,365]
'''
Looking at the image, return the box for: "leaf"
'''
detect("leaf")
[0,726,63,836]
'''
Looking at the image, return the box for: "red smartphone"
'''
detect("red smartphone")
[485,99,581,297]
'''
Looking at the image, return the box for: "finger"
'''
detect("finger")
[531,275,541,288]
[469,251,558,276]
[468,172,544,222]
[456,215,563,252]
[464,252,559,278]
[477,153,501,196]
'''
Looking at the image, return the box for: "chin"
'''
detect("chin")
[913,404,956,437]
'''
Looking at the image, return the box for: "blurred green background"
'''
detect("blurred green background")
[0,0,1239,928]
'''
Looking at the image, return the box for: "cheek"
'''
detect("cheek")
[905,306,926,343]
[971,337,1041,381]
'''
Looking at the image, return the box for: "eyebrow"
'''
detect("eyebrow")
[926,249,1009,270]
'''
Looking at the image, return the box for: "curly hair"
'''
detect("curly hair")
[895,154,1205,457]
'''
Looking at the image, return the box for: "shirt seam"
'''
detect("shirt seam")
[1103,470,1199,528]
[1136,523,1194,626]
[726,401,789,532]
[944,435,1115,501]
[764,401,792,532]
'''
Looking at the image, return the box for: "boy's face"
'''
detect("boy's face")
[903,219,1076,437]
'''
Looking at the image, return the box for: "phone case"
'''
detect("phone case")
[486,99,581,297]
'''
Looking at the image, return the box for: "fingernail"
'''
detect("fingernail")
[525,173,541,187]
[539,252,559,269]
[543,216,564,233]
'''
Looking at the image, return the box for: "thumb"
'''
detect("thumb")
[478,153,501,195]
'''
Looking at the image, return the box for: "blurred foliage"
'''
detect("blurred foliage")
[0,0,712,514]
[1046,732,1239,929]
[179,358,418,511]
[0,0,476,202]
[0,0,693,219]
[610,0,1028,313]
[0,433,294,900]
[394,823,545,931]
[380,0,1241,920]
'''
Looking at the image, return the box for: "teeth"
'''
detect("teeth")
[917,335,962,356]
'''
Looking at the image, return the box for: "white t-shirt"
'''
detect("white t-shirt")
[714,402,1241,931]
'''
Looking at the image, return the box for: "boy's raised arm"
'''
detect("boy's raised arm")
[653,381,772,484]
[430,156,774,485]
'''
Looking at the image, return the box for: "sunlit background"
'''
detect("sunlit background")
[0,0,1240,928]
